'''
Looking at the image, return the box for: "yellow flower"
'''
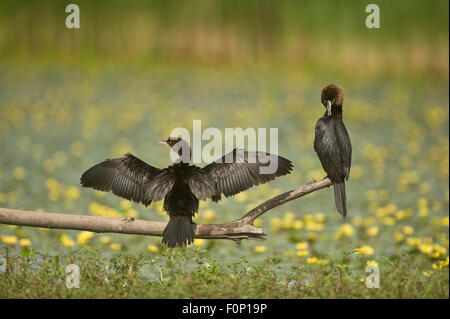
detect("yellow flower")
[296,250,309,257]
[367,226,379,237]
[154,201,165,215]
[364,217,375,227]
[422,270,432,277]
[306,221,324,232]
[60,234,74,247]
[418,198,429,217]
[307,169,326,181]
[383,217,396,226]
[13,167,25,180]
[395,210,407,220]
[432,244,447,256]
[307,257,318,264]
[340,223,355,235]
[367,260,378,267]
[419,206,429,217]
[315,213,325,223]
[295,242,308,250]
[406,237,420,247]
[352,217,363,226]
[193,239,204,247]
[334,223,354,239]
[253,218,263,227]
[419,244,433,255]
[283,212,295,229]
[46,178,60,190]
[402,226,414,235]
[203,209,215,221]
[19,238,31,247]
[254,245,267,253]
[270,217,282,233]
[437,256,449,269]
[234,192,248,202]
[317,259,329,266]
[355,245,374,255]
[292,220,304,230]
[126,209,138,218]
[443,216,449,227]
[65,186,80,200]
[110,243,121,250]
[89,202,121,218]
[120,200,132,210]
[147,244,160,253]
[2,235,18,245]
[100,236,111,244]
[394,232,404,242]
[77,231,94,245]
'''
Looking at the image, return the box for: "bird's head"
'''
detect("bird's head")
[321,84,344,116]
[159,136,191,164]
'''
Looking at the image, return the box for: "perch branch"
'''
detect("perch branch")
[0,178,332,243]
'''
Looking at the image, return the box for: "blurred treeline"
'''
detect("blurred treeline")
[0,0,448,77]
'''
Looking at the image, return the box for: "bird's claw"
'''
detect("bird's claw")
[122,217,135,222]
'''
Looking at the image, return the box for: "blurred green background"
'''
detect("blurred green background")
[0,0,448,296]
[0,0,448,77]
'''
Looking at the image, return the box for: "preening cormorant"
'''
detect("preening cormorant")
[314,84,352,217]
[80,137,293,247]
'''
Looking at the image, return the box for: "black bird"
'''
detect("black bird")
[80,137,293,247]
[314,84,352,217]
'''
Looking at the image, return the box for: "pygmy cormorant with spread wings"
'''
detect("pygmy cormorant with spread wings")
[80,137,293,247]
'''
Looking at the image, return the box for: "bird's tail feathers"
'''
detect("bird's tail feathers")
[162,215,195,248]
[334,182,347,218]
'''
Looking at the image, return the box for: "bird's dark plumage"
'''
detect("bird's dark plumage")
[81,137,293,247]
[314,84,352,217]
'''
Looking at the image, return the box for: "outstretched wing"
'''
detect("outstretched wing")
[188,149,293,202]
[80,153,174,206]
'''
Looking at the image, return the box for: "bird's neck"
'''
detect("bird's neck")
[325,105,343,119]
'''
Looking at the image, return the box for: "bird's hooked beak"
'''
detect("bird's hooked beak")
[159,140,170,148]
[325,100,332,116]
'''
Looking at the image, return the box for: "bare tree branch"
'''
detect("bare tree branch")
[0,178,332,243]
